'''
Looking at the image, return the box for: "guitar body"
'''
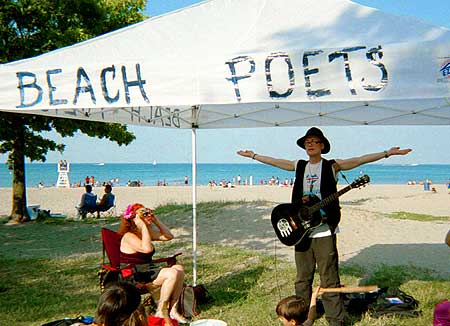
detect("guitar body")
[271,175,370,246]
[271,195,323,247]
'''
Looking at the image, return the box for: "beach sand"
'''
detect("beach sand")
[0,183,449,276]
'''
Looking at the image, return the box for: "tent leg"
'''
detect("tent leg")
[191,127,197,286]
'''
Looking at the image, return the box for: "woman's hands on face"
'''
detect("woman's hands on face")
[134,214,147,230]
[149,213,160,224]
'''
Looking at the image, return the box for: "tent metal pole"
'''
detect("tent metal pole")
[191,126,197,286]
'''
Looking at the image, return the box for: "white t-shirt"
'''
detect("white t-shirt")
[296,159,340,238]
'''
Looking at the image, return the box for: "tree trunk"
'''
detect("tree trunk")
[10,125,29,223]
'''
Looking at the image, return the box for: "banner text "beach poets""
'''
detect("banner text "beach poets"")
[15,64,149,108]
[225,45,388,101]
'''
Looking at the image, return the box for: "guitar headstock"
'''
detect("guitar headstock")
[350,174,370,189]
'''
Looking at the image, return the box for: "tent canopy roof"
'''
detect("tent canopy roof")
[1,0,450,127]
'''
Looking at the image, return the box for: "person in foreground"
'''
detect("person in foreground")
[276,286,321,326]
[118,203,186,325]
[94,281,147,326]
[94,281,179,326]
[238,127,412,326]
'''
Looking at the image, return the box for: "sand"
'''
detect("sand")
[0,183,449,276]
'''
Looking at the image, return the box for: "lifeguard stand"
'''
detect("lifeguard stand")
[56,160,70,188]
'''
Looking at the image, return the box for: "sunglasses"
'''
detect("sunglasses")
[304,140,322,146]
[140,209,154,217]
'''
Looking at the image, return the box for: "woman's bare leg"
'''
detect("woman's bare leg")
[168,265,187,322]
[152,265,185,322]
[168,265,185,308]
[153,268,177,318]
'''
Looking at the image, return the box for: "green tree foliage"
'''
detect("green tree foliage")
[0,0,147,222]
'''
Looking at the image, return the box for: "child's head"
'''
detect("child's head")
[276,295,309,326]
[94,281,147,326]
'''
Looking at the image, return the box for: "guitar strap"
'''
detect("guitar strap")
[340,171,350,184]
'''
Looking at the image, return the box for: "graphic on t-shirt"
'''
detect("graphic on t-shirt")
[306,173,319,193]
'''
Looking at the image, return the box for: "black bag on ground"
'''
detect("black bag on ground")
[41,315,93,326]
[333,287,421,318]
[367,287,421,318]
[343,290,379,315]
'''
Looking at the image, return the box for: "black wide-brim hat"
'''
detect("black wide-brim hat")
[297,127,331,154]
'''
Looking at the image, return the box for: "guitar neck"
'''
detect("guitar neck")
[310,184,353,212]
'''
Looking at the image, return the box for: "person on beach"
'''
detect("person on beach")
[118,203,186,325]
[276,286,321,326]
[76,184,97,219]
[95,184,115,217]
[237,127,411,326]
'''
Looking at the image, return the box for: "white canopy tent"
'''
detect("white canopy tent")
[1,0,450,284]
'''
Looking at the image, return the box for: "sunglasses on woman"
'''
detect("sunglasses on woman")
[141,209,154,217]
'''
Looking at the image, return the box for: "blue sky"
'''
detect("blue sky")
[3,0,450,164]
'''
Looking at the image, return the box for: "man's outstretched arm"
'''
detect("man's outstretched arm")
[336,147,412,172]
[237,150,296,171]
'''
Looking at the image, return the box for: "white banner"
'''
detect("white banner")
[1,0,450,127]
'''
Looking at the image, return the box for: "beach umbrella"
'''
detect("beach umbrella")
[1,0,450,285]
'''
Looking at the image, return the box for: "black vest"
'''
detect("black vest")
[291,158,341,232]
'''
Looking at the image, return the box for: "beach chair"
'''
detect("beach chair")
[98,194,117,218]
[98,228,181,306]
[76,194,97,219]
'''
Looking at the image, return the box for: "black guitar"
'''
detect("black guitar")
[271,175,370,246]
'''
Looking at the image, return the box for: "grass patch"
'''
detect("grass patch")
[0,203,448,326]
[154,201,248,219]
[341,198,371,206]
[387,211,449,222]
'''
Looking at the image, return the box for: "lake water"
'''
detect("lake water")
[0,163,449,188]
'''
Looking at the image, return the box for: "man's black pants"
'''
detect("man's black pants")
[294,234,345,326]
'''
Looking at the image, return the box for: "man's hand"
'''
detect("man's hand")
[237,150,255,158]
[386,147,412,157]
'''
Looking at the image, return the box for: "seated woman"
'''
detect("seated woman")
[118,203,186,324]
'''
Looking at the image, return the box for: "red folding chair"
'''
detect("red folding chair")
[98,228,182,294]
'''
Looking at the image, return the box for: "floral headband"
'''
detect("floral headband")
[124,204,153,219]
[124,204,135,220]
